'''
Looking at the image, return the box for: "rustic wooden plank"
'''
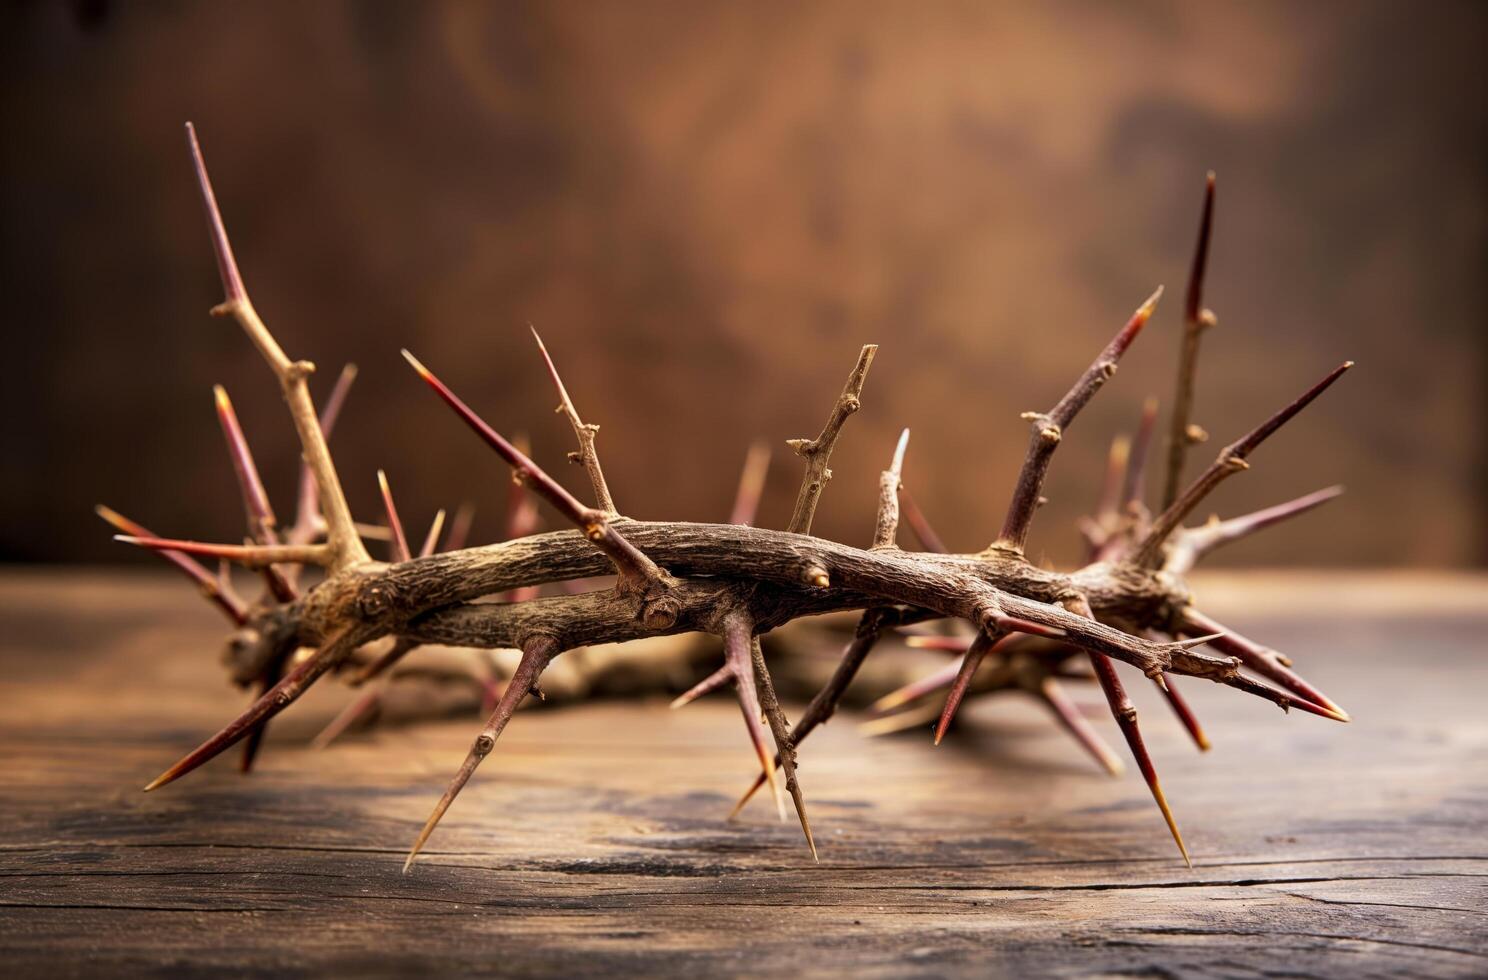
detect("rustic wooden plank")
[0,569,1485,977]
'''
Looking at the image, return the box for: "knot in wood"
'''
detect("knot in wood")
[1117,704,1138,724]
[472,733,495,757]
[1197,308,1218,331]
[842,395,861,414]
[358,585,393,618]
[641,596,680,631]
[287,360,316,382]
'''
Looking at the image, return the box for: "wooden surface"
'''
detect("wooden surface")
[2,569,1485,978]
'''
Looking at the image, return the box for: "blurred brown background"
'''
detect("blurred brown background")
[2,0,1483,567]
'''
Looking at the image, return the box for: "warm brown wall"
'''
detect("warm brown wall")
[3,0,1484,566]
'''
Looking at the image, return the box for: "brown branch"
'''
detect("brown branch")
[403,634,559,872]
[871,428,911,549]
[750,637,816,859]
[290,364,358,546]
[1161,172,1218,510]
[95,506,248,624]
[186,123,369,572]
[994,287,1163,554]
[530,328,617,514]
[729,440,771,526]
[1134,361,1353,566]
[345,513,450,688]
[786,345,877,535]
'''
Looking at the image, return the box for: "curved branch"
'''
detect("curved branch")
[787,345,877,535]
[186,123,369,572]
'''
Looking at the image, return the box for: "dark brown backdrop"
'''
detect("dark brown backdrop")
[3,0,1484,566]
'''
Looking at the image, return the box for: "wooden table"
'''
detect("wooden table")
[2,570,1485,977]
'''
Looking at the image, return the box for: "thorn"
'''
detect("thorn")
[890,427,911,476]
[311,685,384,749]
[858,700,942,737]
[868,654,966,715]
[723,618,783,822]
[669,663,733,710]
[144,627,362,791]
[1088,649,1190,866]
[418,510,446,559]
[1121,396,1161,513]
[898,485,948,553]
[115,535,331,569]
[1155,673,1211,752]
[212,385,285,575]
[1038,678,1125,776]
[935,634,996,744]
[444,503,477,552]
[403,638,555,873]
[96,505,248,624]
[184,122,246,303]
[1149,776,1193,869]
[750,637,818,859]
[377,469,411,563]
[403,349,659,587]
[903,635,974,653]
[1136,284,1165,323]
[729,440,772,526]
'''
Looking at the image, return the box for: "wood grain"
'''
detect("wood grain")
[1,569,1485,977]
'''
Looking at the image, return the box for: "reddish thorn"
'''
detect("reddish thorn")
[184,122,246,303]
